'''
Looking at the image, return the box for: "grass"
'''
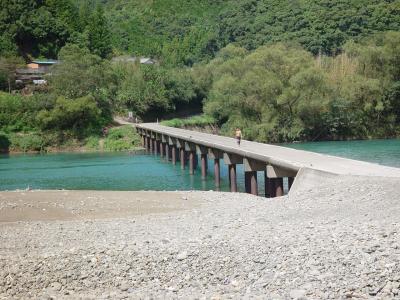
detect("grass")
[85,136,100,150]
[161,114,216,128]
[103,125,141,151]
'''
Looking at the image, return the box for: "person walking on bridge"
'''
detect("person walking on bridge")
[235,128,242,146]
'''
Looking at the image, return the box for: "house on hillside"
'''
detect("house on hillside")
[27,59,58,72]
[111,56,157,65]
[15,59,58,87]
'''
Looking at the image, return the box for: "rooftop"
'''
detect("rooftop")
[31,60,59,65]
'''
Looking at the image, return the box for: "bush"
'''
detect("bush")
[103,126,141,151]
[0,92,43,132]
[161,115,216,128]
[9,133,45,152]
[85,135,100,150]
[36,95,102,135]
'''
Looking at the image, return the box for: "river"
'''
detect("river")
[1,139,399,191]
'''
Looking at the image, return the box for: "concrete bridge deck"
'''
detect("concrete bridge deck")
[135,123,400,197]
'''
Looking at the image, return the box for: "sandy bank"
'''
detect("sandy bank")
[0,190,201,223]
[0,176,400,299]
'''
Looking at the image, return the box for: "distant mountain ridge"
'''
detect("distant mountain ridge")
[1,0,400,62]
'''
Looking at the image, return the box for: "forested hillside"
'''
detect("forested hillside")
[3,0,399,62]
[1,0,400,152]
[103,0,224,66]
[219,0,400,55]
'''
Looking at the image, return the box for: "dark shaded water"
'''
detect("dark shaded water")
[1,139,399,191]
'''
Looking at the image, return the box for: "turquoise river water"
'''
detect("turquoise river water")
[1,139,399,192]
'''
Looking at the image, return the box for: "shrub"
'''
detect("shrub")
[85,135,100,150]
[103,126,141,151]
[36,95,102,134]
[9,133,45,152]
[161,114,216,128]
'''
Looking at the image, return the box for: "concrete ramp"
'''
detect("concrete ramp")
[288,167,339,196]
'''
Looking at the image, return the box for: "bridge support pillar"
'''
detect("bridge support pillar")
[245,171,258,196]
[243,158,264,196]
[224,153,243,193]
[265,174,272,198]
[185,142,197,175]
[145,137,150,152]
[149,137,153,153]
[228,165,237,192]
[153,139,158,155]
[209,149,223,189]
[265,165,297,197]
[197,145,208,179]
[171,145,177,165]
[180,148,186,169]
[214,159,220,188]
[141,135,145,148]
[189,151,195,175]
[274,178,284,197]
[156,140,160,155]
[200,154,207,179]
[160,143,165,158]
[165,143,170,161]
[194,154,198,170]
[265,175,284,198]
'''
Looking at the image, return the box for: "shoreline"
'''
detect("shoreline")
[0,147,145,156]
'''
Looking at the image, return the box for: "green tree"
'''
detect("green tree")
[0,56,24,92]
[86,5,112,59]
[50,44,113,121]
[36,95,102,133]
[115,63,169,116]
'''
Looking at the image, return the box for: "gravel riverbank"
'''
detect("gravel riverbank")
[1,175,400,299]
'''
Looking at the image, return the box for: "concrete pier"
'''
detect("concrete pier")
[180,148,186,170]
[228,165,237,192]
[160,142,165,158]
[189,151,195,175]
[214,159,220,188]
[200,154,207,179]
[171,145,177,165]
[165,143,170,161]
[245,171,258,196]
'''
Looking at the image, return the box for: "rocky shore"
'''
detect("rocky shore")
[0,175,399,299]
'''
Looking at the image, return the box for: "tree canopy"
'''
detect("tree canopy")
[200,32,400,142]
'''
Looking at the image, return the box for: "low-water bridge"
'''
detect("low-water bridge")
[135,123,400,197]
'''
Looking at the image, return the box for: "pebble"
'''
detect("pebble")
[289,289,307,299]
[176,251,188,261]
[0,176,399,299]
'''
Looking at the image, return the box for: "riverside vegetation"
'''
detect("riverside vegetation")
[1,0,400,152]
